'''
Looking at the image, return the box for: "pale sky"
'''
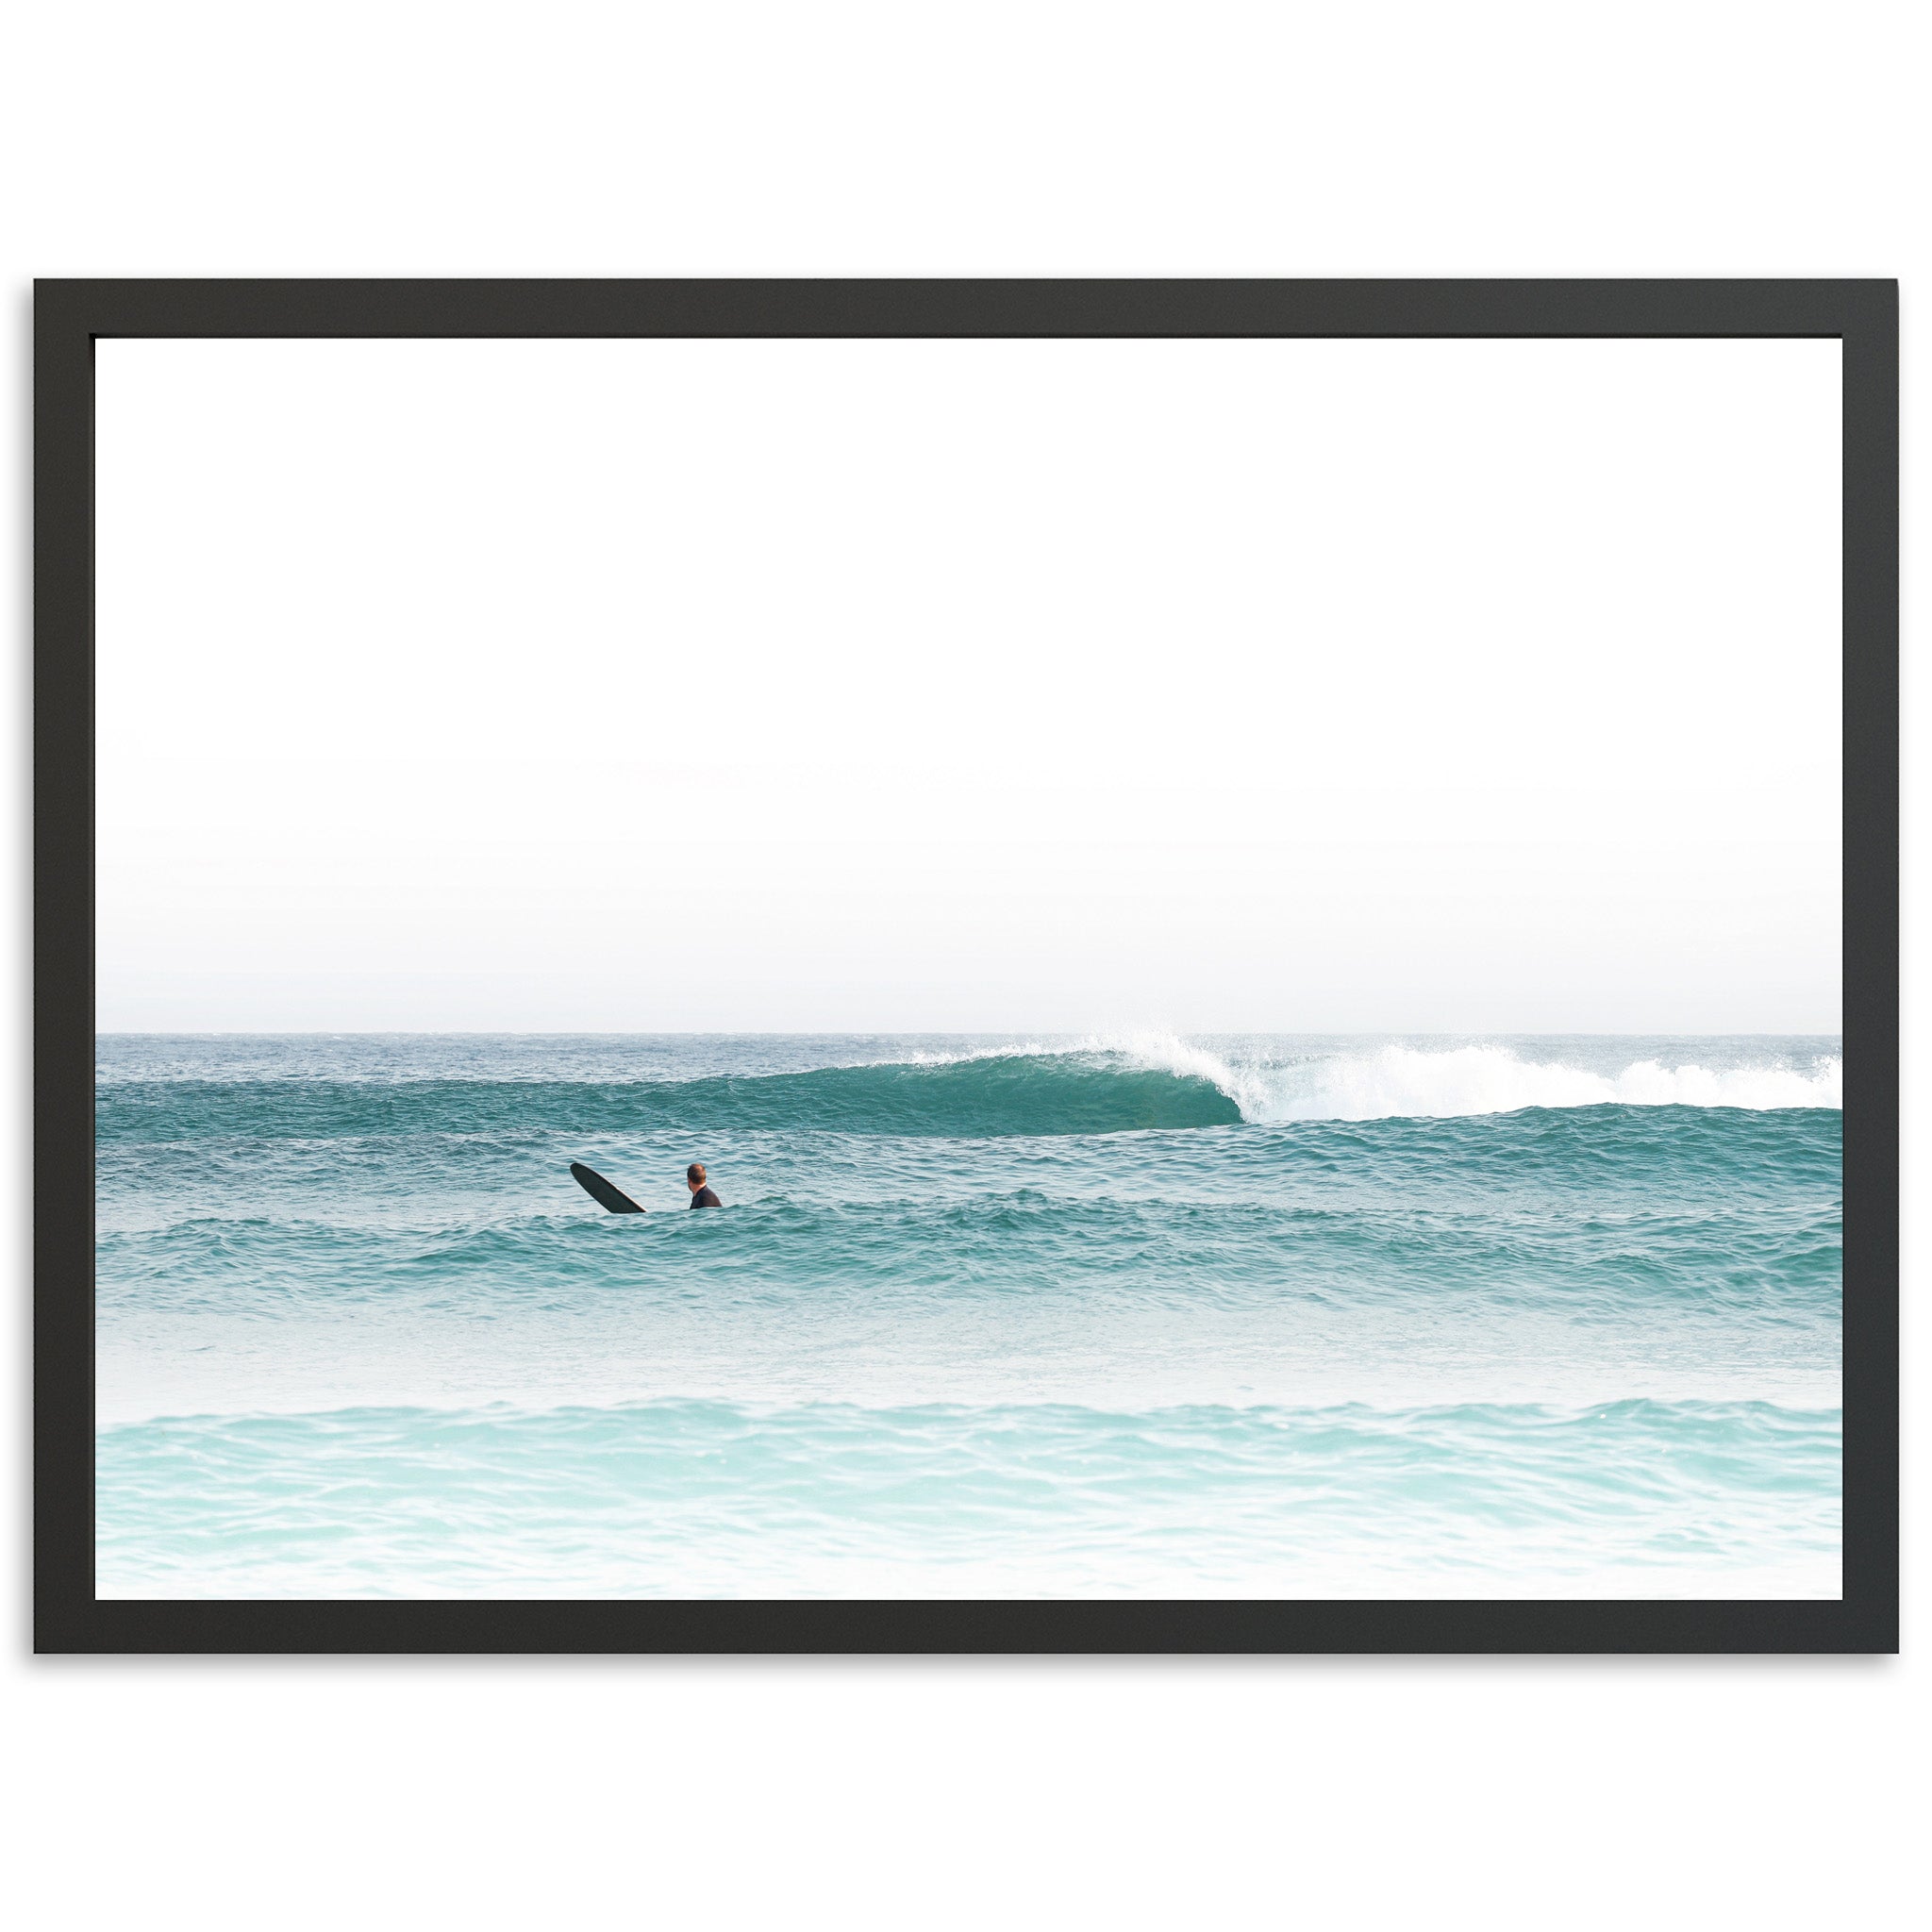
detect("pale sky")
[95,336,1841,1033]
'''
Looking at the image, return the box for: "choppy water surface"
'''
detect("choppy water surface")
[95,1033,1841,1598]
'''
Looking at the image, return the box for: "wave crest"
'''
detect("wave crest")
[1105,1036,1842,1123]
[97,1054,1243,1143]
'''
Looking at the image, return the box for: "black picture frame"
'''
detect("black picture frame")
[36,278,1899,1655]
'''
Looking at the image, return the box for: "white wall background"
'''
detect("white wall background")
[5,3,1923,1927]
[95,335,1840,1033]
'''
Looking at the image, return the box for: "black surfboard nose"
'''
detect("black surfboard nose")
[571,1161,645,1213]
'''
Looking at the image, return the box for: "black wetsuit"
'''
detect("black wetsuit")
[690,1186,723,1208]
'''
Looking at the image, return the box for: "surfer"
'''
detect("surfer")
[687,1162,724,1208]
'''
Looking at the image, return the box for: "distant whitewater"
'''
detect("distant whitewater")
[94,1033,1842,1599]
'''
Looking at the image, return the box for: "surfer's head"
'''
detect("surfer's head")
[687,1163,707,1191]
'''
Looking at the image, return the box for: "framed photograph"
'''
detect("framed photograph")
[35,280,1897,1652]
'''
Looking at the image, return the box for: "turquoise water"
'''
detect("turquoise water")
[95,1034,1842,1598]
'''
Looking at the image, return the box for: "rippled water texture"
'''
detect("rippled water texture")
[95,1034,1842,1598]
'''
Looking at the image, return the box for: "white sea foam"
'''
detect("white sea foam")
[1101,1033,1842,1123]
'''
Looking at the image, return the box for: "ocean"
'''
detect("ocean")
[94,1033,1842,1599]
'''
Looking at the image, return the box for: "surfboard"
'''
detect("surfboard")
[571,1161,645,1213]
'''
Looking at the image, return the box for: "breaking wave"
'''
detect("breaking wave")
[1093,1036,1844,1124]
[95,1036,1841,1142]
